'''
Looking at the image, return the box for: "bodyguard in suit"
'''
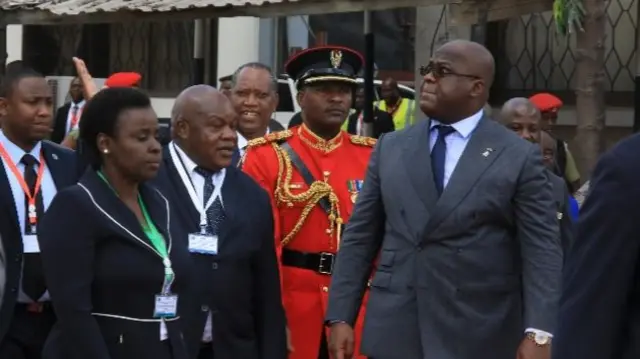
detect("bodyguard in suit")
[51,76,85,144]
[552,137,640,358]
[152,85,286,359]
[499,97,574,252]
[0,65,78,358]
[326,40,561,359]
[346,86,394,138]
[39,88,190,359]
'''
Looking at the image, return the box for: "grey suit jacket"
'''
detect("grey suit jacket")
[548,171,574,253]
[326,118,562,359]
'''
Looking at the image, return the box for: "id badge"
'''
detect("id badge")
[154,294,178,318]
[22,235,40,253]
[188,233,218,255]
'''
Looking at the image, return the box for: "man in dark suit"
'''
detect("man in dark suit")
[51,76,85,144]
[326,40,561,359]
[499,97,574,252]
[152,85,287,359]
[552,135,640,359]
[0,65,77,359]
[346,86,394,138]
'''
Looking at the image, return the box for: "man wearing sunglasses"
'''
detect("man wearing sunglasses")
[327,40,560,359]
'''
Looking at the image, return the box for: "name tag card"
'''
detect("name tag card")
[188,234,218,255]
[154,294,178,318]
[23,235,40,253]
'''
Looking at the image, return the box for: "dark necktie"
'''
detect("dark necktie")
[21,154,46,300]
[431,125,456,196]
[194,167,226,235]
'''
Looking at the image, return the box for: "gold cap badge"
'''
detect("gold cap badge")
[330,50,343,68]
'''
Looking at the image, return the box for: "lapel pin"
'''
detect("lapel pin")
[52,153,58,160]
[482,148,494,158]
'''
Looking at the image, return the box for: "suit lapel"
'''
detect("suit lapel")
[403,121,438,213]
[41,142,74,190]
[424,117,505,235]
[139,184,171,242]
[0,159,19,228]
[79,170,149,248]
[219,168,241,246]
[162,147,200,228]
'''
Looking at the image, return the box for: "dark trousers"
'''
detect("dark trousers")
[198,342,213,359]
[318,328,329,359]
[0,303,55,359]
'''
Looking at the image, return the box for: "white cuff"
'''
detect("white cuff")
[525,328,553,338]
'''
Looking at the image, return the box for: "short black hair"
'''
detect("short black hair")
[79,87,152,169]
[218,75,232,82]
[231,62,278,92]
[0,61,44,97]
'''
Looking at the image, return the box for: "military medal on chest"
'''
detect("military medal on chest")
[347,179,363,203]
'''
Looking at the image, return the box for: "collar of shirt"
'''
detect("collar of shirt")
[429,109,484,139]
[71,100,86,109]
[237,127,270,150]
[171,141,226,188]
[0,130,43,165]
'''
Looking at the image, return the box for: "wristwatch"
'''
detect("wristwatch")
[526,332,552,346]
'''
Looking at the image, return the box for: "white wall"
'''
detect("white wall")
[7,25,23,62]
[216,17,260,85]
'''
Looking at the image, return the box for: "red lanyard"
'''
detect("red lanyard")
[0,143,45,225]
[70,106,82,130]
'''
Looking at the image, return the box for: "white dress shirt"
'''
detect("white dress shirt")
[171,142,225,342]
[428,111,552,338]
[237,128,270,157]
[66,100,86,135]
[0,131,57,303]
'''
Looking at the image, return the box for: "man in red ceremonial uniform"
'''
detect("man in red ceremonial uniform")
[241,46,375,359]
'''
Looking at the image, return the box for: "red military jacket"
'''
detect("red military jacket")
[241,124,374,359]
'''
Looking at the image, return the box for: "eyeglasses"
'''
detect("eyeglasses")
[419,63,481,80]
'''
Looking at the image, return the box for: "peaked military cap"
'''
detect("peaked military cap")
[284,46,364,90]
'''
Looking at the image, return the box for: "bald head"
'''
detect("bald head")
[171,84,238,170]
[500,97,542,142]
[500,97,540,124]
[172,85,230,126]
[435,40,495,88]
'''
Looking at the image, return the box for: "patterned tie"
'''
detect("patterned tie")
[431,125,456,196]
[20,154,46,300]
[194,167,226,235]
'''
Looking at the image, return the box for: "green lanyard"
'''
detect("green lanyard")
[96,171,174,293]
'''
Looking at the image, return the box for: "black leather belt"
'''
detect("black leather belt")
[281,249,335,275]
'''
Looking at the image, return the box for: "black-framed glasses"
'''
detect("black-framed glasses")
[419,63,481,80]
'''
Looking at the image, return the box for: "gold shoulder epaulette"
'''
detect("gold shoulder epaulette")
[350,135,377,147]
[246,129,293,149]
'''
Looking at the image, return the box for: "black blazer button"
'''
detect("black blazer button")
[211,262,218,270]
[201,305,209,312]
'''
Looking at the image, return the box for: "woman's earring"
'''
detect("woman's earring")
[103,149,109,154]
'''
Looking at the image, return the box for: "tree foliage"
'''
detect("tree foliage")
[553,0,587,36]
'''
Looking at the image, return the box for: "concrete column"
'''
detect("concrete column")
[413,6,472,120]
[6,25,23,63]
[287,16,310,49]
[216,17,260,85]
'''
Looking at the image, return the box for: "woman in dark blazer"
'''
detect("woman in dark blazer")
[38,88,191,359]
